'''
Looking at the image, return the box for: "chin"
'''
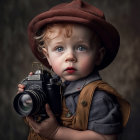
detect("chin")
[63,75,81,81]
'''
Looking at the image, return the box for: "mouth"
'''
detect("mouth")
[65,67,76,74]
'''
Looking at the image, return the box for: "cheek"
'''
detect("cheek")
[49,58,62,75]
[79,56,96,73]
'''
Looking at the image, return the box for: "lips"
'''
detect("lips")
[65,67,76,74]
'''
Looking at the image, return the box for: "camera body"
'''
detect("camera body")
[13,70,61,122]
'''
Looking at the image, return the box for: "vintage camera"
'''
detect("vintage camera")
[13,70,61,122]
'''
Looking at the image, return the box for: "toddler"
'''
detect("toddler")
[18,0,130,140]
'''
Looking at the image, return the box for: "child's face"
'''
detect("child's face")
[43,24,103,81]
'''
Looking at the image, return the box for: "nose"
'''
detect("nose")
[65,50,77,63]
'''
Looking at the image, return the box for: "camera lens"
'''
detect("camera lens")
[18,94,33,113]
[13,89,46,117]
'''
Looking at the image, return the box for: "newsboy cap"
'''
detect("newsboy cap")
[28,0,120,70]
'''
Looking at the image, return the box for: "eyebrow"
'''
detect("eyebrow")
[55,41,64,44]
[76,39,90,45]
[50,40,64,46]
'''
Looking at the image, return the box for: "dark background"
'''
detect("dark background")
[1,0,140,139]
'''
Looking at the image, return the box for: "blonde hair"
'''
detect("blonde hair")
[35,23,73,52]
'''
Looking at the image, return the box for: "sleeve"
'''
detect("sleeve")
[88,90,122,134]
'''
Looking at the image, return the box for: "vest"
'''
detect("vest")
[26,80,130,140]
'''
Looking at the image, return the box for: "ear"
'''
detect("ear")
[95,47,106,66]
[42,48,52,66]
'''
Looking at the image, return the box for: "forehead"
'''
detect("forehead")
[50,24,94,40]
[71,24,95,42]
[72,24,92,35]
[43,23,100,45]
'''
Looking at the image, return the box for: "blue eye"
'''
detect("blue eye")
[56,46,64,52]
[77,45,87,51]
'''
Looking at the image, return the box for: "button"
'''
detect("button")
[65,112,72,118]
[81,100,88,107]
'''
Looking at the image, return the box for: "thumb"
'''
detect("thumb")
[45,104,54,118]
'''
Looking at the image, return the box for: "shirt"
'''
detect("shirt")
[62,71,122,134]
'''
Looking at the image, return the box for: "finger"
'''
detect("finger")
[45,104,54,118]
[17,84,25,94]
[18,84,25,89]
[29,72,33,75]
[17,88,24,93]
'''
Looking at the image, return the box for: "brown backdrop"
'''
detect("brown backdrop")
[0,0,140,139]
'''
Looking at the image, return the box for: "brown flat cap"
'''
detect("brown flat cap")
[28,0,120,70]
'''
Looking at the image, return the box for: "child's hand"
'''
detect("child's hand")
[17,72,33,93]
[17,84,25,93]
[27,104,60,139]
